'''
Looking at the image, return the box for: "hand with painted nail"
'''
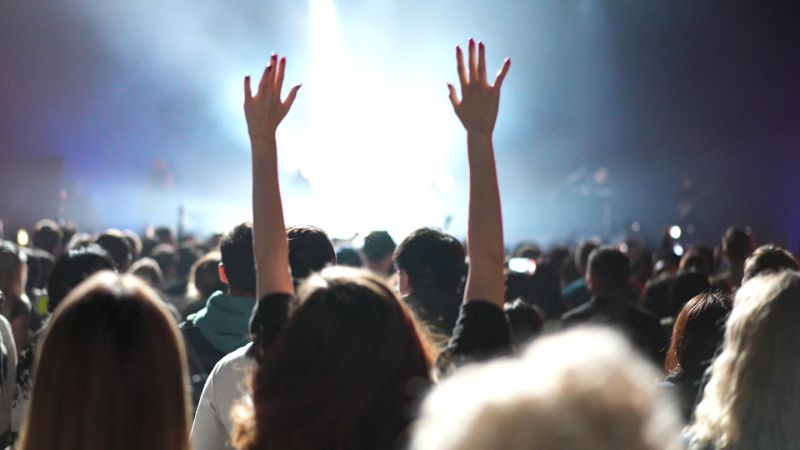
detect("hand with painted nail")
[244,53,302,139]
[448,39,510,136]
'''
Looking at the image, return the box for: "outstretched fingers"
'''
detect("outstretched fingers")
[456,46,468,91]
[468,38,478,83]
[478,42,487,84]
[244,74,252,103]
[283,84,302,111]
[448,83,460,108]
[275,56,286,94]
[493,58,511,90]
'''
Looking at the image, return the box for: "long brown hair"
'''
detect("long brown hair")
[18,272,191,450]
[235,267,438,450]
[664,291,731,375]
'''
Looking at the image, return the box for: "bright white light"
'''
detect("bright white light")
[669,225,682,240]
[508,258,537,274]
[16,229,28,247]
[435,173,454,192]
[619,242,628,253]
[673,244,684,256]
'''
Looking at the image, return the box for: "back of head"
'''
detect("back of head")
[362,231,396,263]
[237,267,436,450]
[188,251,226,300]
[286,224,336,280]
[513,241,542,260]
[129,257,164,290]
[336,247,363,268]
[575,239,600,276]
[722,227,750,265]
[641,273,675,319]
[32,219,62,256]
[47,244,116,313]
[689,271,800,450]
[154,226,175,245]
[122,229,142,261]
[0,241,26,297]
[220,223,256,295]
[586,246,630,296]
[96,229,133,272]
[150,244,178,279]
[742,244,799,283]
[19,272,190,450]
[25,248,55,292]
[669,270,711,317]
[665,291,731,375]
[394,227,466,293]
[411,327,682,450]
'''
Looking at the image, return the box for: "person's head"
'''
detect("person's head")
[669,270,711,317]
[0,241,27,298]
[18,272,190,450]
[503,299,543,345]
[129,257,164,291]
[722,226,751,266]
[96,229,133,272]
[361,231,396,274]
[504,271,532,303]
[286,225,336,281]
[32,219,62,257]
[411,327,683,450]
[175,244,201,282]
[122,229,142,261]
[25,248,55,293]
[47,244,116,313]
[513,241,542,260]
[154,226,175,245]
[150,244,178,284]
[586,246,630,297]
[336,247,363,268]
[664,291,731,375]
[394,227,466,295]
[680,248,711,277]
[237,267,437,450]
[688,271,800,450]
[59,221,77,252]
[574,239,600,276]
[218,223,256,296]
[187,251,226,301]
[742,244,799,283]
[641,273,675,319]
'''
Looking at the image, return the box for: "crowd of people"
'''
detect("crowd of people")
[0,40,796,450]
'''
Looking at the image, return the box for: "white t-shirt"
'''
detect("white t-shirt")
[190,343,255,450]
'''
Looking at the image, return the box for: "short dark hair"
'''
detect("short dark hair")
[575,240,600,275]
[154,226,175,245]
[47,244,116,312]
[670,270,711,316]
[96,229,133,271]
[220,223,256,295]
[287,225,336,280]
[587,246,630,294]
[723,227,750,265]
[150,244,178,277]
[394,228,465,292]
[362,231,396,263]
[33,220,62,255]
[743,244,800,283]
[130,257,164,289]
[335,247,363,268]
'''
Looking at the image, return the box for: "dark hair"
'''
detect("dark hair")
[336,247,363,268]
[587,246,630,294]
[529,259,565,319]
[122,230,142,261]
[665,291,731,375]
[742,244,799,283]
[220,223,256,294]
[362,231,396,263]
[154,226,175,245]
[130,257,164,290]
[47,244,116,312]
[503,299,543,345]
[723,227,750,265]
[512,242,541,260]
[394,228,466,292]
[670,270,711,317]
[32,220,62,256]
[504,271,532,303]
[287,225,336,280]
[236,267,437,450]
[150,244,178,278]
[189,251,226,300]
[574,240,600,275]
[641,273,675,319]
[96,229,133,271]
[176,244,201,280]
[25,248,56,292]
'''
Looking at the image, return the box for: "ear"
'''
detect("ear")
[218,263,228,284]
[398,269,411,295]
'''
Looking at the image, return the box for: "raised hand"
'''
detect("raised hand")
[448,39,510,136]
[245,53,302,140]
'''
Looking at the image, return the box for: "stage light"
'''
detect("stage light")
[631,221,641,232]
[673,243,684,256]
[669,225,681,239]
[17,229,29,247]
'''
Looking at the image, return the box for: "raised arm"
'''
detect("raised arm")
[244,53,301,299]
[448,39,510,308]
